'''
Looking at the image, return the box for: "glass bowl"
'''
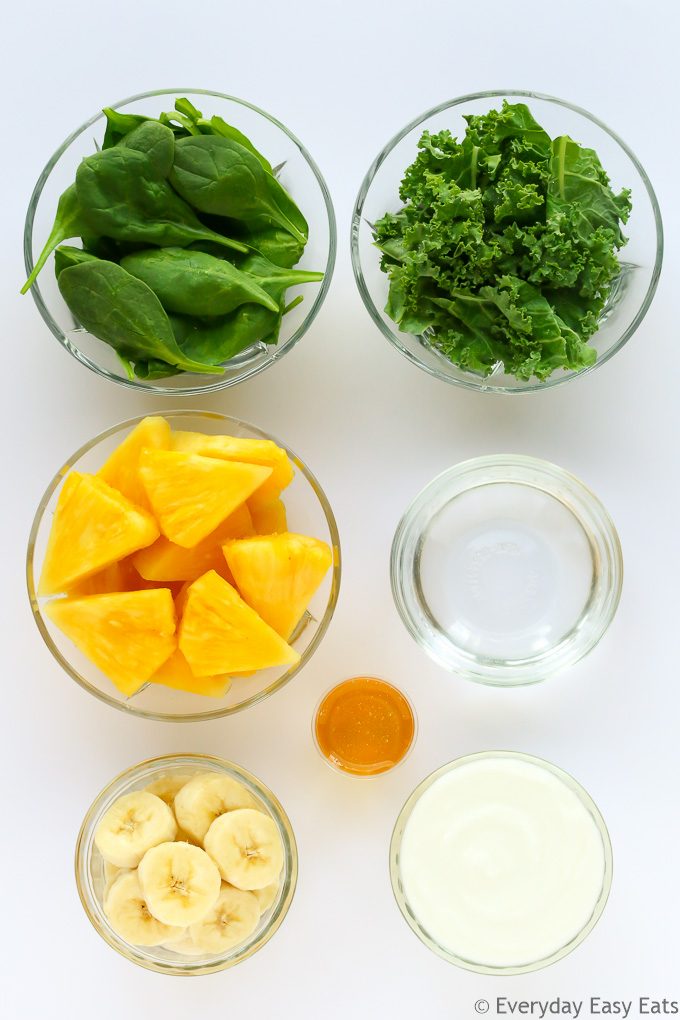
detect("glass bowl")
[311,675,418,779]
[389,751,613,975]
[27,410,341,720]
[391,455,622,685]
[351,89,663,393]
[75,754,297,975]
[23,87,336,394]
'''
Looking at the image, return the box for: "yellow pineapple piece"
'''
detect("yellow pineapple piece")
[38,472,159,597]
[97,416,171,510]
[178,570,300,676]
[65,556,140,597]
[150,649,232,699]
[43,588,177,696]
[223,534,332,640]
[138,450,271,549]
[171,431,293,499]
[132,503,254,581]
[247,495,288,535]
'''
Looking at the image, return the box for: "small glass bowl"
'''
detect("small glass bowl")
[391,455,622,685]
[23,88,336,394]
[27,410,341,721]
[351,90,663,393]
[390,751,612,975]
[312,675,418,779]
[75,754,297,975]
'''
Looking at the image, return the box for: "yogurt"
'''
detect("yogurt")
[398,755,609,969]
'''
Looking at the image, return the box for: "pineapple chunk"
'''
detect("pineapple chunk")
[38,472,159,597]
[171,431,293,499]
[247,495,288,535]
[44,588,176,696]
[97,416,171,510]
[150,649,232,699]
[223,534,332,640]
[178,570,300,676]
[138,450,272,549]
[132,503,254,581]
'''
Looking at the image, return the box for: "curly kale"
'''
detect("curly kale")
[373,102,631,381]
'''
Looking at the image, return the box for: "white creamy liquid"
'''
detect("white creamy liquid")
[399,757,607,968]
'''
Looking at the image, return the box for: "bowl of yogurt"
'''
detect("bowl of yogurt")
[390,751,613,974]
[391,455,623,685]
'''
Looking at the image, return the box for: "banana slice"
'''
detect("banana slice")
[104,870,185,947]
[252,880,280,915]
[144,774,194,808]
[163,934,206,956]
[189,883,260,953]
[95,791,178,868]
[174,774,260,845]
[103,861,129,898]
[203,809,284,890]
[137,841,221,926]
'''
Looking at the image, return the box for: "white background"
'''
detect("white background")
[2,1,678,1017]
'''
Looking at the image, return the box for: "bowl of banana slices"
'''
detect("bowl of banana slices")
[75,753,297,974]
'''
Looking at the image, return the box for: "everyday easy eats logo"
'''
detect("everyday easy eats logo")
[473,999,679,1017]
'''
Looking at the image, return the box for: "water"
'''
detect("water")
[418,483,593,659]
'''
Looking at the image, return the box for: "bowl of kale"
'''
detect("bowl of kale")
[23,89,336,393]
[351,91,662,392]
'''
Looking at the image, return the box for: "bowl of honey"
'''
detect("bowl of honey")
[312,676,417,778]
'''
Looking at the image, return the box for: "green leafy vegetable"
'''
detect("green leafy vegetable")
[75,147,247,254]
[21,184,90,293]
[57,260,223,377]
[117,120,175,177]
[373,101,631,381]
[169,135,307,244]
[120,248,279,316]
[23,97,321,379]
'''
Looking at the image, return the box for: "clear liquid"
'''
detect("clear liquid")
[418,483,593,659]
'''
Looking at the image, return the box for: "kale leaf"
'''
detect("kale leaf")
[373,101,631,381]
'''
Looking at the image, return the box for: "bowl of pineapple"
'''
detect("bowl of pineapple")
[27,411,340,720]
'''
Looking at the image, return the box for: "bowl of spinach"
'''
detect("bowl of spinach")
[23,90,336,392]
[351,91,662,393]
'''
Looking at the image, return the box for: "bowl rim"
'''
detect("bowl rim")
[27,409,341,721]
[23,86,337,395]
[389,749,613,975]
[75,753,298,975]
[390,453,623,685]
[350,88,664,394]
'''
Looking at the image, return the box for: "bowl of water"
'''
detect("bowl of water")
[390,455,623,685]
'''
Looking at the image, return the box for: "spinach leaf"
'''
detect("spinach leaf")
[241,227,305,268]
[53,245,101,276]
[120,248,279,316]
[170,302,281,365]
[169,99,276,175]
[22,183,90,293]
[102,108,150,149]
[75,147,248,254]
[133,358,185,379]
[57,260,224,376]
[169,135,306,245]
[118,120,175,177]
[236,252,323,302]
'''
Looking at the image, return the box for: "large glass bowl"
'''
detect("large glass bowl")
[390,455,622,685]
[351,90,663,393]
[75,754,297,975]
[389,751,613,974]
[27,410,341,721]
[23,88,336,394]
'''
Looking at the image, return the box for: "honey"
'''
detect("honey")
[314,677,416,777]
